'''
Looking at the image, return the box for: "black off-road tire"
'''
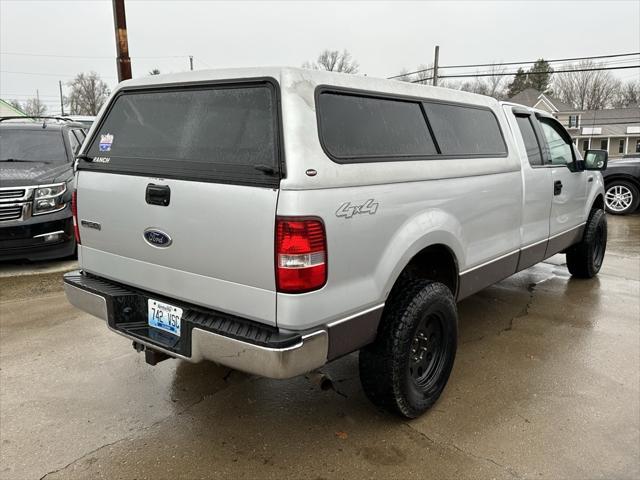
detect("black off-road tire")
[359,280,457,419]
[566,208,607,278]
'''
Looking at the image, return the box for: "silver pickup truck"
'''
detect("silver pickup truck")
[64,67,608,418]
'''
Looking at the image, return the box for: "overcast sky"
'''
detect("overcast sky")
[1,0,639,113]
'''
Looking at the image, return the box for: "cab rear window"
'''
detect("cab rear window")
[83,82,280,187]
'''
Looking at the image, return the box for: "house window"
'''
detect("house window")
[582,140,589,151]
[600,139,608,150]
[619,139,625,154]
[568,115,580,128]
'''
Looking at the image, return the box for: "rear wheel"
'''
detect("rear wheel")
[566,208,607,278]
[359,280,457,418]
[604,181,639,215]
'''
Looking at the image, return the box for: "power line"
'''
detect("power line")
[389,52,640,79]
[1,93,60,98]
[441,57,640,78]
[436,64,639,80]
[440,52,640,70]
[0,51,188,59]
[0,70,117,79]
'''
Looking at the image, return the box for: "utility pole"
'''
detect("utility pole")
[189,55,194,71]
[112,0,132,82]
[432,45,440,87]
[59,81,65,116]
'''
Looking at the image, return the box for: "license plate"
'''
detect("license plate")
[148,299,183,336]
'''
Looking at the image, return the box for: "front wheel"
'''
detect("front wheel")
[359,280,457,419]
[566,208,607,278]
[604,181,639,215]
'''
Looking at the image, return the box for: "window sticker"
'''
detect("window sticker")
[99,133,114,152]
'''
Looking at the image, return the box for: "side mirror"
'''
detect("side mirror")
[584,149,608,171]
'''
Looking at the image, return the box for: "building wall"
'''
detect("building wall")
[533,99,555,114]
[575,136,640,158]
[608,137,626,157]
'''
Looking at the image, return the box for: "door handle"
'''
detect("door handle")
[588,176,594,183]
[554,180,563,196]
[146,184,171,206]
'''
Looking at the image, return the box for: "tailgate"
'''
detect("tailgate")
[76,80,281,325]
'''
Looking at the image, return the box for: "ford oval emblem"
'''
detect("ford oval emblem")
[143,228,172,248]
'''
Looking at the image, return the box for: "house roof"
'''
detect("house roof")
[508,88,576,112]
[0,99,26,117]
[508,88,542,107]
[580,108,640,122]
[575,107,640,137]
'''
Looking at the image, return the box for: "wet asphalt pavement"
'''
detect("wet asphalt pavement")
[1,214,638,480]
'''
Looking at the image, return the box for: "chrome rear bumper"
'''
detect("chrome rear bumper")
[63,272,328,379]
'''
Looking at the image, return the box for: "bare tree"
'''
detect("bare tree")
[394,68,413,83]
[553,60,621,110]
[303,49,359,74]
[7,99,24,113]
[450,66,508,100]
[413,64,433,85]
[458,77,489,96]
[392,64,432,84]
[66,72,110,116]
[23,97,47,116]
[485,64,509,99]
[613,80,640,108]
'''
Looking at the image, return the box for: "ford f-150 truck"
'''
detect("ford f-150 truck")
[64,67,608,418]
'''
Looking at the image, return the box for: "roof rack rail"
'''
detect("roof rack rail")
[0,116,77,123]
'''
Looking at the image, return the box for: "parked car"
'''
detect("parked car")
[602,155,640,215]
[63,68,608,418]
[0,117,86,261]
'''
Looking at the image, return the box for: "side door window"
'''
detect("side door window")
[514,114,543,166]
[538,117,575,166]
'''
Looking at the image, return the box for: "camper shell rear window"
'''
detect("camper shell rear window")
[81,80,281,187]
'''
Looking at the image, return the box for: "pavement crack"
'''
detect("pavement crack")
[501,279,544,334]
[403,424,522,479]
[37,383,231,479]
[448,441,522,479]
[38,438,124,480]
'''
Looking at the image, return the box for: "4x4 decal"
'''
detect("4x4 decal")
[335,199,379,219]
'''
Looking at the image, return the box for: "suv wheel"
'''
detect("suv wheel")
[605,181,639,215]
[566,208,607,278]
[359,280,457,418]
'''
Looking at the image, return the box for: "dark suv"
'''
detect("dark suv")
[0,117,86,261]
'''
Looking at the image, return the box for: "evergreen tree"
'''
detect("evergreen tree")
[527,59,553,94]
[507,68,528,97]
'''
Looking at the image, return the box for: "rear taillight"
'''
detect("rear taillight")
[71,190,80,244]
[276,217,327,293]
